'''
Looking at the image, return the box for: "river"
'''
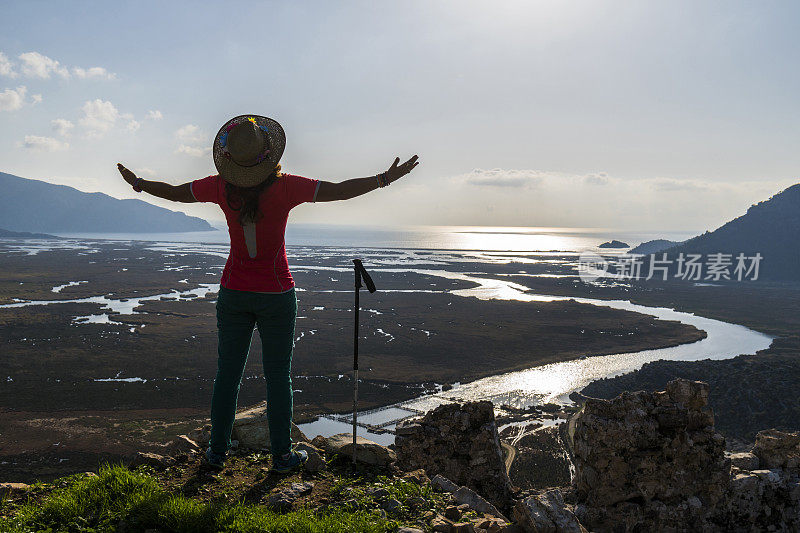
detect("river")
[298,268,773,445]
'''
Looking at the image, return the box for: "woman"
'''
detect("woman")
[117,114,418,472]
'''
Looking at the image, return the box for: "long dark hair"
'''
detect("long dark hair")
[224,165,282,225]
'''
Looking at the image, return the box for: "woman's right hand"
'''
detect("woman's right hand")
[384,155,419,185]
[117,163,137,186]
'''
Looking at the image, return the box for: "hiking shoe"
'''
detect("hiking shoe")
[270,449,308,474]
[203,447,226,470]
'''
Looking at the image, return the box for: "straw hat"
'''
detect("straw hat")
[212,115,286,187]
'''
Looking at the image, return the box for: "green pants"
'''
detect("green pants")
[210,286,297,457]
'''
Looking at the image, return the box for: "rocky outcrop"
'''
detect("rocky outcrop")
[572,379,727,514]
[568,379,800,532]
[753,428,800,472]
[506,425,572,490]
[395,400,514,510]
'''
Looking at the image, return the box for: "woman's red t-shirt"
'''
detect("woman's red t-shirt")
[190,173,320,293]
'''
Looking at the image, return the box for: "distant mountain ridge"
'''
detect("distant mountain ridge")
[647,184,800,280]
[0,227,59,239]
[0,172,213,233]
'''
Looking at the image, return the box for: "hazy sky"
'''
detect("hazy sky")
[1,1,798,231]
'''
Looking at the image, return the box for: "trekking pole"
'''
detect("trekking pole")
[352,259,377,466]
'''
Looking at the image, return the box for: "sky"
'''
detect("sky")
[1,0,799,231]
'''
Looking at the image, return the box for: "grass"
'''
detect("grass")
[1,464,397,533]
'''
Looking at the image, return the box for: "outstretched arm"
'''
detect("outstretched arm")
[117,163,196,203]
[315,155,419,202]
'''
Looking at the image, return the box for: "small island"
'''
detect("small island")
[598,240,629,248]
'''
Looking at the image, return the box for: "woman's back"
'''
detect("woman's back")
[190,173,320,292]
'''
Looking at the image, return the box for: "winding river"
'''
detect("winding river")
[298,268,774,445]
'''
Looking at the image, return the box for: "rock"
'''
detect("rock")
[431,514,455,532]
[397,528,424,533]
[381,497,402,512]
[499,526,526,533]
[728,451,760,471]
[232,403,309,451]
[475,517,509,533]
[322,433,396,466]
[368,487,390,499]
[395,400,514,510]
[753,429,800,471]
[266,481,314,512]
[512,489,585,533]
[445,505,462,521]
[402,468,430,484]
[187,424,211,445]
[453,486,509,522]
[129,452,174,469]
[0,482,30,496]
[165,435,200,456]
[310,435,328,449]
[432,474,460,493]
[451,523,476,533]
[292,442,326,473]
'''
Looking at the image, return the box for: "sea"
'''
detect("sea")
[54,224,697,253]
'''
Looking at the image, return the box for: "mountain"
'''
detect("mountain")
[0,227,59,239]
[660,184,800,280]
[630,239,683,255]
[0,172,214,233]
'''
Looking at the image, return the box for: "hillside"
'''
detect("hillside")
[646,184,800,280]
[0,172,213,233]
[629,239,682,255]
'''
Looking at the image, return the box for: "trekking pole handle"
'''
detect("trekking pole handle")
[353,259,377,293]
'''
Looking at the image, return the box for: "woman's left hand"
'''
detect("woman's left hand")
[117,163,137,186]
[385,155,419,185]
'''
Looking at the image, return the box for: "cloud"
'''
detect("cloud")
[79,98,120,137]
[18,52,70,79]
[146,110,163,120]
[650,177,711,192]
[51,118,75,137]
[22,135,69,152]
[0,86,27,111]
[175,124,205,143]
[31,93,42,104]
[0,52,16,78]
[456,168,545,188]
[176,145,211,157]
[8,51,115,81]
[174,124,209,157]
[126,119,141,133]
[134,167,157,177]
[72,66,116,80]
[583,172,609,186]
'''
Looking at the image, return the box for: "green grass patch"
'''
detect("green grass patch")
[1,464,395,533]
